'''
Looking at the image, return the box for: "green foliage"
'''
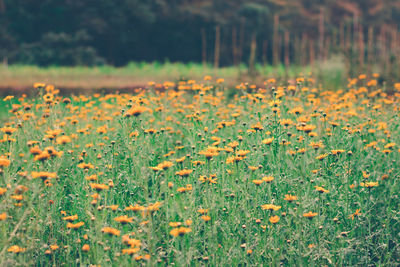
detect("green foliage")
[14,31,104,66]
[0,0,398,66]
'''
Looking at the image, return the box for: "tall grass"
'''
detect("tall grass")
[0,77,399,266]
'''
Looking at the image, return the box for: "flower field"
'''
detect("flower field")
[0,76,399,266]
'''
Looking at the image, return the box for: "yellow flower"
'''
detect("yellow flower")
[43,93,54,103]
[261,204,281,211]
[315,153,329,161]
[3,95,14,101]
[262,176,274,183]
[34,82,46,88]
[170,227,192,237]
[262,137,274,145]
[199,175,217,184]
[360,182,379,188]
[284,194,298,202]
[1,127,16,135]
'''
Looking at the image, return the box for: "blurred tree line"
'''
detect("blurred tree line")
[0,0,399,67]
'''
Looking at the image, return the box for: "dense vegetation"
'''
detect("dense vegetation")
[0,0,399,68]
[0,76,399,265]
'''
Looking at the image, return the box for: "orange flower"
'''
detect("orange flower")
[125,204,144,212]
[175,156,186,163]
[201,215,211,222]
[62,214,78,221]
[67,222,84,229]
[262,176,274,183]
[303,212,317,219]
[77,163,94,169]
[284,194,298,202]
[108,205,119,211]
[102,227,120,236]
[197,208,208,214]
[82,244,90,252]
[56,135,72,145]
[315,186,329,193]
[90,183,109,191]
[252,180,263,186]
[31,171,57,180]
[114,215,133,224]
[236,150,250,157]
[0,187,7,195]
[177,184,192,193]
[124,106,152,117]
[269,215,280,224]
[11,195,23,201]
[0,157,10,167]
[360,182,379,188]
[199,147,220,159]
[1,127,16,135]
[30,146,42,155]
[122,248,140,255]
[349,209,362,220]
[7,245,26,253]
[175,169,193,177]
[85,174,98,181]
[34,151,51,161]
[170,227,192,237]
[0,212,7,221]
[122,235,142,247]
[169,222,182,227]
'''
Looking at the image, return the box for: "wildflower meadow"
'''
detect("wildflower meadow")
[0,76,399,266]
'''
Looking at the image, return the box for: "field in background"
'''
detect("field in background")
[0,59,352,93]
